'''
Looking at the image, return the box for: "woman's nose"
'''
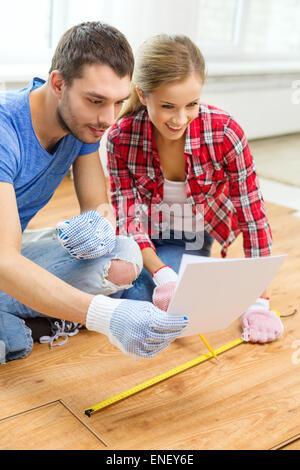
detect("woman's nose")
[174,109,188,126]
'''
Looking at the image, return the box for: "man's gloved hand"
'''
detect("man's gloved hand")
[56,210,116,259]
[86,295,188,358]
[241,297,284,343]
[152,265,178,311]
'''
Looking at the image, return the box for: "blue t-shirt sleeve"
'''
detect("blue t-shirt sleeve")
[77,141,100,157]
[0,115,19,183]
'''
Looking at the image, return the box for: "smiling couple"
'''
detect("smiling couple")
[0,21,283,364]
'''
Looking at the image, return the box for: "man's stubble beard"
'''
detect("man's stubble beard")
[56,96,92,144]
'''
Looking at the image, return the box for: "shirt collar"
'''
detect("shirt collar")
[185,116,202,156]
[141,108,202,157]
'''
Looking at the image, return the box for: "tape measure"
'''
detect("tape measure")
[85,337,244,417]
[84,311,282,416]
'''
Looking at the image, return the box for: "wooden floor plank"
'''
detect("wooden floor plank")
[0,401,105,450]
[282,439,300,450]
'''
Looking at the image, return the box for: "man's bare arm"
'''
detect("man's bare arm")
[0,182,93,323]
[72,151,116,229]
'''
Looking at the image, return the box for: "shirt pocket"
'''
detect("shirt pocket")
[195,169,226,198]
[195,171,215,195]
[134,174,156,201]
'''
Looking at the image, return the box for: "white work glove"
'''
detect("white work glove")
[241,298,284,343]
[86,296,188,358]
[56,210,116,259]
[152,266,178,311]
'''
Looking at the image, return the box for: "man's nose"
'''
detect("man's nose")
[98,104,115,127]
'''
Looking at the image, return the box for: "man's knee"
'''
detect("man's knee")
[106,260,140,287]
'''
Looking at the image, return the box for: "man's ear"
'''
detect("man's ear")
[49,70,66,99]
[136,87,147,106]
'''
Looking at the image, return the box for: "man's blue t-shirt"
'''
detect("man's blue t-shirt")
[0,77,100,231]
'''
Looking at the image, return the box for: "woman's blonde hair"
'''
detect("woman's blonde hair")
[119,34,206,119]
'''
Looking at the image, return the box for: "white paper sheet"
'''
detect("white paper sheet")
[167,254,287,337]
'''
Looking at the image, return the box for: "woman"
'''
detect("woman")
[106,34,284,344]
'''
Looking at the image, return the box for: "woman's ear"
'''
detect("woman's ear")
[136,87,147,106]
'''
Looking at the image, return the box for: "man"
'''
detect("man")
[0,22,188,363]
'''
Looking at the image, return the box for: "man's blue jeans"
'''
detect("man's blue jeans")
[0,228,142,363]
[118,231,214,302]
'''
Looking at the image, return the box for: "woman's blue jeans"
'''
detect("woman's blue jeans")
[118,231,213,302]
[0,228,143,363]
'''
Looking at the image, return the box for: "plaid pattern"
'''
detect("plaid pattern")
[107,105,272,258]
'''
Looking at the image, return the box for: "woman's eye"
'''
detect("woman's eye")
[162,103,198,109]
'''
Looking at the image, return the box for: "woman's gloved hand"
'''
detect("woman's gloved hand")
[241,298,284,343]
[152,265,178,311]
[56,210,116,259]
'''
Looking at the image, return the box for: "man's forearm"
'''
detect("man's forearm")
[76,199,116,232]
[96,202,116,231]
[0,249,93,324]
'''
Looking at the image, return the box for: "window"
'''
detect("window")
[64,0,300,61]
[0,0,299,67]
[0,0,70,66]
[244,0,300,56]
[0,0,52,51]
[197,0,300,61]
[0,0,52,64]
[196,0,239,46]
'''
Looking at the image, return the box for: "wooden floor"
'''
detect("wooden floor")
[0,176,299,450]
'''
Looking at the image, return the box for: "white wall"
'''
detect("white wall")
[201,72,300,139]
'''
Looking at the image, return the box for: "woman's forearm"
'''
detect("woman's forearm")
[141,247,165,276]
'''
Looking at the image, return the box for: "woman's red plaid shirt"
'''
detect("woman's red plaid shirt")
[107,104,272,258]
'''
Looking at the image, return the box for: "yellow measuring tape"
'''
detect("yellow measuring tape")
[84,311,282,417]
[85,337,243,417]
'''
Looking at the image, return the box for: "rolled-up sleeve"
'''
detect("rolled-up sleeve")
[223,118,272,257]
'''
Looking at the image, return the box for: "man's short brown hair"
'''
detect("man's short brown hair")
[49,22,134,85]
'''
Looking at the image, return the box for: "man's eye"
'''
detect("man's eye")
[162,105,173,109]
[89,99,102,105]
[187,102,199,107]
